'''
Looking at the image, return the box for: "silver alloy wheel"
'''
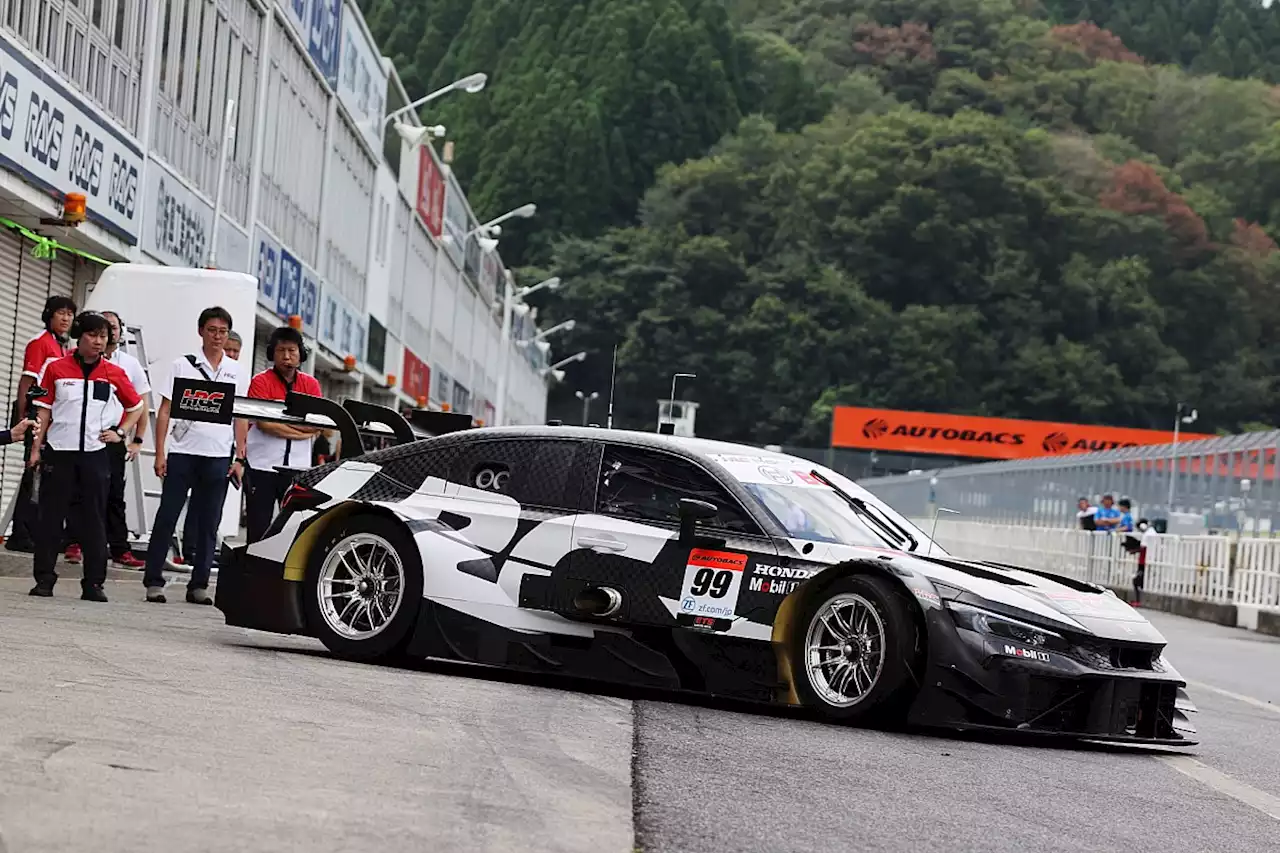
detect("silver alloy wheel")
[317,533,405,640]
[804,592,887,708]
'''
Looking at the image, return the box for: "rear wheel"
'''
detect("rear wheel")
[303,514,423,661]
[789,573,921,724]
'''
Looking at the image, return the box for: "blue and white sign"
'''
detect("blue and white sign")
[318,285,367,361]
[280,0,342,86]
[254,226,319,337]
[0,32,144,243]
[142,156,249,271]
[337,0,387,152]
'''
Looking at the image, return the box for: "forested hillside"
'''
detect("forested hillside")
[361,0,1280,444]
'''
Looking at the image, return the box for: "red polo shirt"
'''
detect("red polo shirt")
[244,368,323,471]
[23,330,69,380]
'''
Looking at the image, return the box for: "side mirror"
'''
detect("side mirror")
[678,498,718,541]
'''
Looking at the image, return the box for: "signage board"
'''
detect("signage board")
[170,378,236,424]
[830,406,1217,460]
[337,1,386,152]
[366,315,386,373]
[0,33,144,243]
[402,347,430,401]
[280,0,342,85]
[254,226,319,338]
[318,284,368,361]
[442,173,468,267]
[415,146,445,237]
[142,157,250,271]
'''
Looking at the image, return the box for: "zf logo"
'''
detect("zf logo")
[68,124,104,195]
[24,93,65,169]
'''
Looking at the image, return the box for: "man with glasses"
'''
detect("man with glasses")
[142,307,246,605]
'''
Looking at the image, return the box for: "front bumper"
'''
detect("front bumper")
[907,609,1199,746]
[214,543,308,636]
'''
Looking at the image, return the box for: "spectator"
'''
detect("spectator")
[1131,518,1159,606]
[238,327,323,543]
[223,330,242,361]
[6,295,75,554]
[1076,497,1097,531]
[27,312,144,601]
[1094,494,1122,529]
[100,311,150,569]
[143,307,245,605]
[1117,498,1135,532]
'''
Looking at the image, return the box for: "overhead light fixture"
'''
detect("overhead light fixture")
[477,236,499,253]
[457,72,488,94]
[394,122,446,148]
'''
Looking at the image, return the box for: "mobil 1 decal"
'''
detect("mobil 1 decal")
[679,549,748,619]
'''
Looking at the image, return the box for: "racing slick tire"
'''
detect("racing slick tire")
[302,514,424,662]
[788,573,921,725]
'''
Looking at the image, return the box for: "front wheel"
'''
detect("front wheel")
[789,574,921,724]
[302,514,423,661]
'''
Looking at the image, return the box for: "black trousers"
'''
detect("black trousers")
[246,468,290,544]
[106,441,131,559]
[33,448,110,590]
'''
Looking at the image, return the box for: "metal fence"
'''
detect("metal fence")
[857,430,1280,535]
[914,518,1278,610]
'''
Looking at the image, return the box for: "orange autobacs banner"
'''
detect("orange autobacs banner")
[831,406,1216,460]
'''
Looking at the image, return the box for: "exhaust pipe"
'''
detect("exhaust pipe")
[573,586,623,618]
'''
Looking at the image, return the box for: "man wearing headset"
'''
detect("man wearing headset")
[237,326,323,543]
[100,311,150,568]
[5,295,75,555]
[27,312,144,601]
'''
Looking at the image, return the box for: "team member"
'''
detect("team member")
[223,331,243,361]
[101,311,150,568]
[6,295,75,554]
[239,327,322,543]
[27,312,144,601]
[144,307,245,605]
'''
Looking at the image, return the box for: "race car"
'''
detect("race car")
[202,392,1198,745]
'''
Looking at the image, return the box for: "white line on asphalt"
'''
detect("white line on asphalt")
[1158,755,1280,821]
[1183,679,1280,716]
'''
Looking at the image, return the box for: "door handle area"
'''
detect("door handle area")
[577,536,628,552]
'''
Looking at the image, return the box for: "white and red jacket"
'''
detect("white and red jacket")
[22,329,69,381]
[244,368,323,471]
[34,354,143,452]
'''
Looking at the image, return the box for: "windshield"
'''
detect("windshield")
[743,482,896,547]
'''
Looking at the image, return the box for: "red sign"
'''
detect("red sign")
[402,348,431,402]
[831,406,1215,460]
[416,147,445,238]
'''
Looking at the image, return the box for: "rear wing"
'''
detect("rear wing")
[167,378,471,460]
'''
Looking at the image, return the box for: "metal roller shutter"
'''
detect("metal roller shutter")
[0,232,76,515]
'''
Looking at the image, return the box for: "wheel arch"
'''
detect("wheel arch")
[769,559,930,707]
[282,501,413,588]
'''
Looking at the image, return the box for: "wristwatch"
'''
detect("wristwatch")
[110,426,125,440]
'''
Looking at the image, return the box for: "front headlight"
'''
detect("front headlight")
[946,601,1072,653]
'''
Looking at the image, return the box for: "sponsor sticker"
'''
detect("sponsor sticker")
[1003,644,1051,663]
[678,549,748,619]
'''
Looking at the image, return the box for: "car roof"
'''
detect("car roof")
[461,424,797,462]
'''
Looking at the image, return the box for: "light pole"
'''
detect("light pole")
[382,72,488,132]
[1166,402,1199,513]
[576,390,600,425]
[518,318,575,347]
[207,98,237,268]
[495,270,563,426]
[662,372,695,433]
[539,351,587,383]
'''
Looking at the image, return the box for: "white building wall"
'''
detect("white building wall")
[0,0,550,525]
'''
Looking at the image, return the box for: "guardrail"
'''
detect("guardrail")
[913,518,1277,609]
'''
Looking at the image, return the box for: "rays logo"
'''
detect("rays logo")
[862,418,889,440]
[1042,432,1070,453]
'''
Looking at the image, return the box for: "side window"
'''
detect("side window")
[595,445,758,534]
[449,439,580,509]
